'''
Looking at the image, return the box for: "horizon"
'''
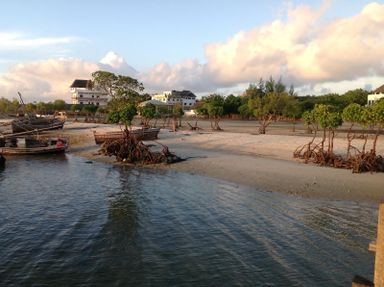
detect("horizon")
[0,0,383,102]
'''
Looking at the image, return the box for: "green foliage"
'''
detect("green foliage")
[242,81,265,99]
[342,89,368,106]
[371,99,384,128]
[283,95,301,118]
[313,104,342,129]
[25,103,36,113]
[139,103,156,119]
[156,106,171,118]
[52,99,67,111]
[224,94,242,115]
[172,103,184,118]
[265,76,286,94]
[360,107,375,128]
[92,70,145,112]
[302,110,315,127]
[204,94,225,118]
[119,104,137,128]
[195,101,208,116]
[82,105,98,114]
[342,103,364,124]
[249,91,299,119]
[298,89,369,114]
[106,110,120,124]
[91,71,117,97]
[71,104,81,112]
[0,98,20,113]
[238,103,252,118]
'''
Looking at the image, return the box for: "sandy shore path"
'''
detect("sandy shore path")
[59,122,384,203]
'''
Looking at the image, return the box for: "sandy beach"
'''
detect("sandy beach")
[54,121,384,203]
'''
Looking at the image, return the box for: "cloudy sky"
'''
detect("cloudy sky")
[0,0,383,102]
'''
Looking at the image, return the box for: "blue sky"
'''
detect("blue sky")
[0,0,383,102]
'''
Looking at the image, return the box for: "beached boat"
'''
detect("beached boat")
[0,136,68,155]
[93,128,160,145]
[11,116,65,133]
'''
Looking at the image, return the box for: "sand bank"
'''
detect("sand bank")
[59,122,384,203]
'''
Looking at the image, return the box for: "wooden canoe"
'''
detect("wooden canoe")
[11,117,64,133]
[93,128,160,145]
[0,137,68,155]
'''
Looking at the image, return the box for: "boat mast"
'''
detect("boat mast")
[17,92,28,118]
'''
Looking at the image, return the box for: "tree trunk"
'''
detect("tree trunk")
[321,129,326,150]
[346,123,354,159]
[371,129,381,155]
[292,118,296,132]
[172,117,177,132]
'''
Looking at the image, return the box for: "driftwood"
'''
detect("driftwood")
[186,121,203,131]
[98,130,183,164]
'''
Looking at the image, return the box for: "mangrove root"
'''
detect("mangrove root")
[99,131,183,164]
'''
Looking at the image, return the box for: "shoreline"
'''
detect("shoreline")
[59,122,384,203]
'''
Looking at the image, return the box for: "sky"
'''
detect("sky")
[0,0,383,103]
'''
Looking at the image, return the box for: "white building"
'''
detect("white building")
[368,84,384,106]
[70,79,108,106]
[151,90,196,108]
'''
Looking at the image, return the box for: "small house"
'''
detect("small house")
[368,84,384,106]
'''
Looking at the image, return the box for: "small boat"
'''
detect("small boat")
[93,128,160,145]
[0,136,68,155]
[11,116,64,133]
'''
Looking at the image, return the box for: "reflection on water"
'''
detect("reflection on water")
[0,155,376,286]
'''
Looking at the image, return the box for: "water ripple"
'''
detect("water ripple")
[0,155,377,286]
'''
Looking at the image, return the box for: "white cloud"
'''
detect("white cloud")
[0,32,79,51]
[139,59,216,93]
[99,51,138,76]
[0,58,98,102]
[205,1,384,86]
[0,52,139,102]
[141,1,384,95]
[1,2,384,101]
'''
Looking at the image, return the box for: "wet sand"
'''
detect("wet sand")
[58,121,384,203]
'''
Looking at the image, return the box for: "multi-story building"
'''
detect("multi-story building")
[70,79,108,106]
[368,84,384,106]
[151,90,196,108]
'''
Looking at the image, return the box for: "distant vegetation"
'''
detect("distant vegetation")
[0,74,370,131]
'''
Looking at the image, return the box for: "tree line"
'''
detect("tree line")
[195,77,369,133]
[0,73,371,132]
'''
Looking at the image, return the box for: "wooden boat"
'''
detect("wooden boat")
[0,136,68,155]
[93,128,160,145]
[11,116,64,133]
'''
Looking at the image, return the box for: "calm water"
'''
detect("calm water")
[0,155,377,286]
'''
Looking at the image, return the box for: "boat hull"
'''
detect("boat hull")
[93,128,160,144]
[0,137,68,155]
[1,146,67,155]
[11,118,64,133]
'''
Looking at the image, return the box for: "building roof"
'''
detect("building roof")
[70,79,93,89]
[171,90,196,98]
[373,84,384,94]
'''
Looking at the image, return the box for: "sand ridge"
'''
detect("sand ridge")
[59,121,384,203]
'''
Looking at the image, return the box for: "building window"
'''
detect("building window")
[80,94,83,98]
